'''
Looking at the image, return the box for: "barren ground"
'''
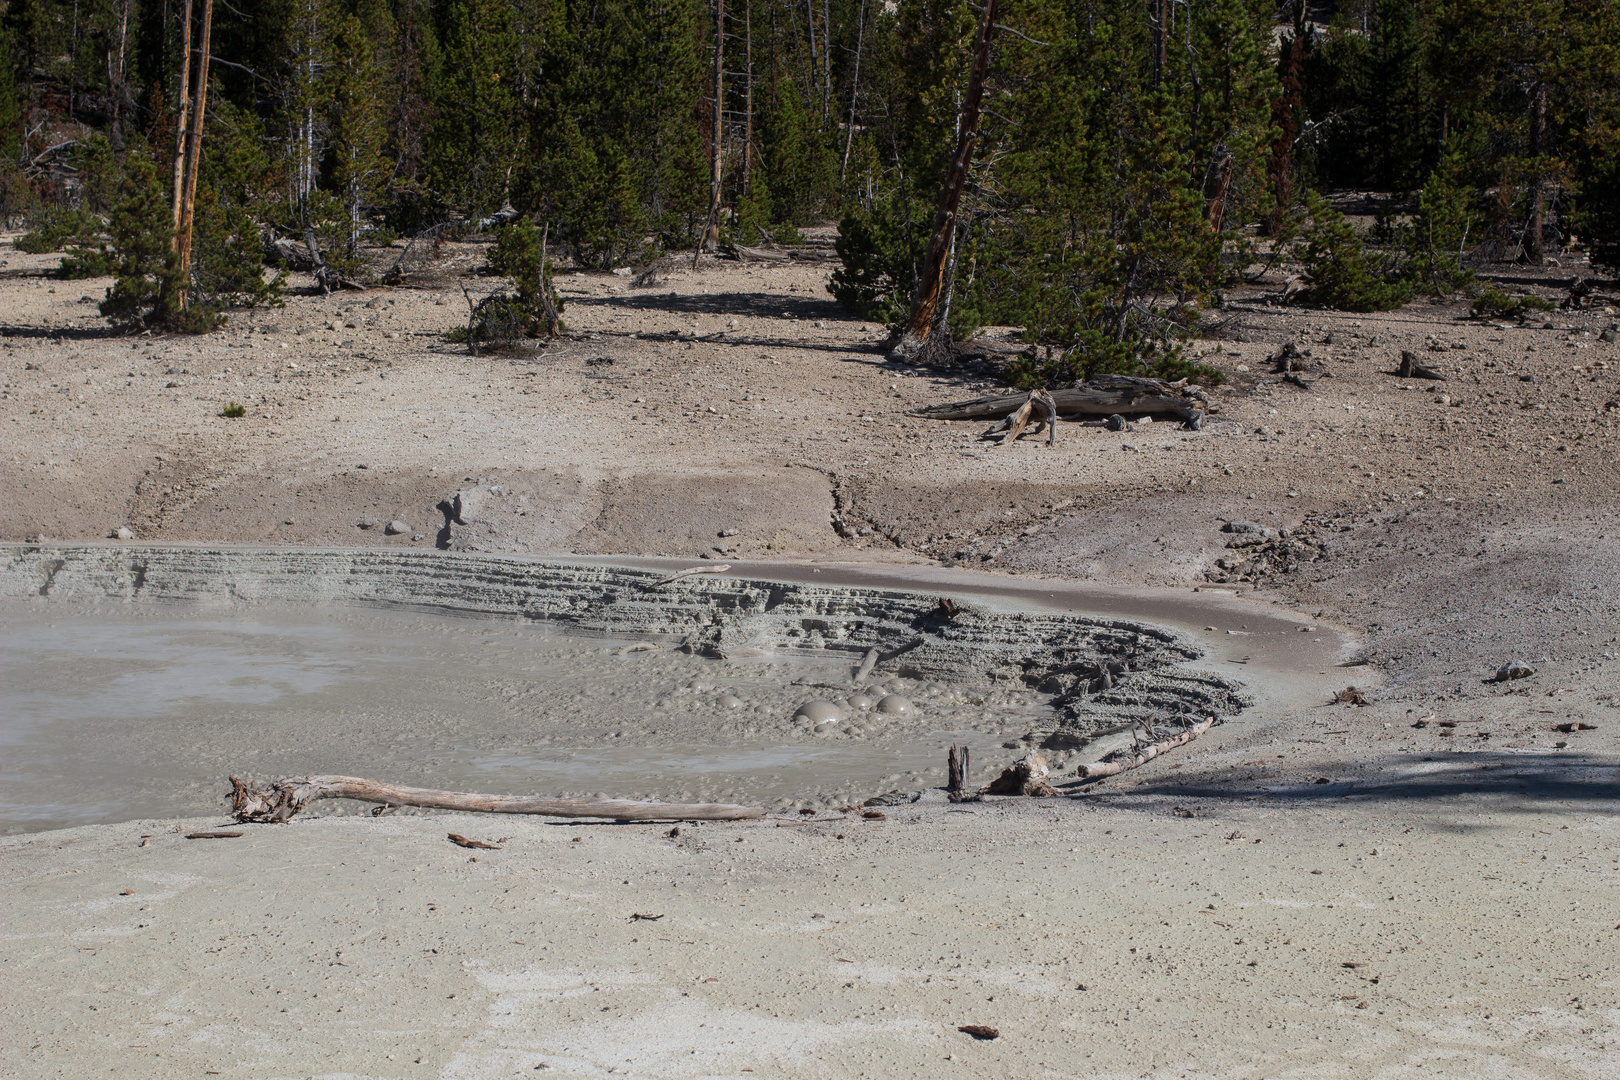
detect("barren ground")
[2,231,1618,1078]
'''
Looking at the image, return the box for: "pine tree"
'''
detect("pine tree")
[426,0,521,214]
[327,14,388,261]
[98,153,189,330]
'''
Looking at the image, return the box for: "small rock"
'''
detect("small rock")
[718,528,739,537]
[1104,413,1127,431]
[1600,328,1617,343]
[1495,659,1535,682]
[357,518,378,529]
[411,534,424,541]
[111,526,135,540]
[26,533,45,544]
[283,518,296,525]
[876,695,914,716]
[1222,521,1263,534]
[384,520,410,535]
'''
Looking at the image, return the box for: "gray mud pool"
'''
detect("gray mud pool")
[0,548,1254,832]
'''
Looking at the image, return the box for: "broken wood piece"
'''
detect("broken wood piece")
[185,830,244,840]
[947,744,978,802]
[647,564,732,588]
[853,647,880,683]
[228,775,765,823]
[630,912,665,921]
[980,751,1057,797]
[1073,718,1216,780]
[999,395,1036,445]
[1333,687,1368,705]
[958,1025,1000,1040]
[447,833,500,850]
[726,243,791,262]
[1397,351,1446,380]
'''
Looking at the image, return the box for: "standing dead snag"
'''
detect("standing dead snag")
[947,745,976,802]
[893,0,997,360]
[174,0,215,302]
[229,775,764,822]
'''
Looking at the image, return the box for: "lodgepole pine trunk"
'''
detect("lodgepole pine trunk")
[840,0,866,185]
[170,0,193,249]
[892,0,996,360]
[699,0,726,255]
[175,0,214,304]
[739,0,754,214]
[1527,81,1547,266]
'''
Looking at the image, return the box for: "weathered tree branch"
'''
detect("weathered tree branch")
[229,775,764,823]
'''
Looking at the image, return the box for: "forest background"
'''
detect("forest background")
[2,0,1617,382]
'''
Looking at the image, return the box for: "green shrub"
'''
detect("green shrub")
[220,401,247,418]
[16,206,101,254]
[1471,288,1553,319]
[1294,194,1412,311]
[487,219,564,336]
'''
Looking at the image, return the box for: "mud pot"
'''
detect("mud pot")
[0,544,1351,832]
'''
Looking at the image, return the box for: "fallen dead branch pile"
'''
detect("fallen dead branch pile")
[229,775,764,823]
[909,376,1210,432]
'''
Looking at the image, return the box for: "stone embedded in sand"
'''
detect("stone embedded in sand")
[1496,659,1535,682]
[111,526,134,541]
[848,693,876,711]
[385,520,410,535]
[357,519,377,529]
[794,699,844,725]
[876,695,914,716]
[717,693,743,709]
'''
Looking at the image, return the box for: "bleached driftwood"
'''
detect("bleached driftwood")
[1073,717,1215,779]
[229,775,764,823]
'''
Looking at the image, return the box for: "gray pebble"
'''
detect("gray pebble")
[384,520,410,535]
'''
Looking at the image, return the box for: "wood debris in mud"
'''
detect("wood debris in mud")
[229,775,764,823]
[981,751,1058,797]
[447,833,500,850]
[646,564,732,588]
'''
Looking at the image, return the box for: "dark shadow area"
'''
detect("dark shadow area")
[0,322,122,341]
[1062,750,1618,810]
[569,290,849,322]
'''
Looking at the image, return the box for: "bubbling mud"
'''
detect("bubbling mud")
[1,546,1251,831]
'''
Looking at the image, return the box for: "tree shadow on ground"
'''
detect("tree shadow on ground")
[570,290,849,322]
[1062,750,1618,811]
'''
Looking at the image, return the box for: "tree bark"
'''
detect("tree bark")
[170,0,193,248]
[699,0,725,255]
[840,0,866,185]
[739,0,754,216]
[175,0,214,302]
[892,0,997,359]
[910,377,1205,424]
[230,775,765,823]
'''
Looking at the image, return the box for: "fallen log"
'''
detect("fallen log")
[912,377,1205,424]
[980,751,1058,797]
[1073,717,1215,780]
[229,775,764,823]
[726,243,791,263]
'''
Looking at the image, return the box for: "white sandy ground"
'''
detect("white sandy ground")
[2,231,1619,1077]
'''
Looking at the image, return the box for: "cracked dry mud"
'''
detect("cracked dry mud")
[1,231,1617,1079]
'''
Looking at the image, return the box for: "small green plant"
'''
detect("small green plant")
[1294,194,1413,312]
[1471,288,1553,319]
[486,219,564,337]
[15,206,101,254]
[220,401,246,418]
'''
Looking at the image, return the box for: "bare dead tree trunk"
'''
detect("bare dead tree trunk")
[1265,25,1304,238]
[1152,0,1166,89]
[174,0,213,306]
[739,0,754,220]
[840,0,867,185]
[170,0,193,248]
[1527,80,1547,266]
[699,0,725,257]
[892,0,997,360]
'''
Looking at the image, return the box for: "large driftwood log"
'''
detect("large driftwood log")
[229,775,764,823]
[1073,718,1215,780]
[911,376,1206,424]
